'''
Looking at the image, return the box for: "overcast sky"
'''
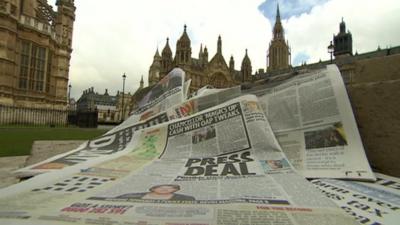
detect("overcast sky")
[49,0,400,99]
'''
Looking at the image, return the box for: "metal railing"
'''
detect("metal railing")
[0,105,98,128]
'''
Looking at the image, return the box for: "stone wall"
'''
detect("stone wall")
[347,54,400,177]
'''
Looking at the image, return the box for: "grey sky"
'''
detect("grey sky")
[49,0,400,99]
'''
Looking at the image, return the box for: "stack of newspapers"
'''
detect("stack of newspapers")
[1,65,398,225]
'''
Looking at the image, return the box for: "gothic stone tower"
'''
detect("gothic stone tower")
[267,3,291,72]
[0,0,75,109]
[241,49,252,82]
[174,24,192,66]
[160,38,173,78]
[148,48,161,86]
[334,18,353,57]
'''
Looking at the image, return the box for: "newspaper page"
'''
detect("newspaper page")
[367,173,400,193]
[188,84,214,99]
[0,95,358,225]
[183,79,191,99]
[108,68,187,134]
[15,84,242,178]
[243,65,375,181]
[190,85,242,100]
[311,173,400,225]
[14,68,185,178]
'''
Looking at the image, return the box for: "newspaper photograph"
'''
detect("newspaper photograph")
[311,173,400,225]
[0,95,359,225]
[243,65,375,181]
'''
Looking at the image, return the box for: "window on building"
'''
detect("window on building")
[46,51,52,92]
[19,42,30,89]
[19,40,50,92]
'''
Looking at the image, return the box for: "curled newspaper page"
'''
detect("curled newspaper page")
[243,65,375,181]
[0,95,358,225]
[15,75,241,178]
[311,173,400,225]
[108,68,187,133]
[15,68,187,177]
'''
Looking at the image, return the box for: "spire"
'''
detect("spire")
[340,17,346,33]
[175,25,192,65]
[241,49,252,82]
[162,37,172,56]
[161,37,173,74]
[140,75,144,89]
[203,45,209,63]
[272,3,284,40]
[229,55,235,71]
[242,49,251,65]
[217,35,222,54]
[178,24,190,43]
[154,48,161,59]
[276,2,281,22]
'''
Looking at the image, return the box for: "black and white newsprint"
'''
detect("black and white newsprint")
[311,173,400,225]
[244,65,375,180]
[0,95,359,225]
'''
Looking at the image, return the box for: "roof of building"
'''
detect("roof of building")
[77,88,117,107]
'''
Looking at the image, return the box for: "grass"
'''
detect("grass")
[0,127,109,157]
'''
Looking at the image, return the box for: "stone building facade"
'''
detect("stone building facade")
[0,0,75,110]
[76,87,132,124]
[148,25,253,93]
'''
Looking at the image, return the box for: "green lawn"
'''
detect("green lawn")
[0,127,108,157]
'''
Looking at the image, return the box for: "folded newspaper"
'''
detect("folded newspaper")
[0,95,359,225]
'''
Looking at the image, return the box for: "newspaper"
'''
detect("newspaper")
[15,83,242,178]
[183,79,192,99]
[0,95,358,225]
[189,85,241,100]
[108,68,187,134]
[187,84,214,99]
[311,173,400,225]
[243,65,375,181]
[14,68,186,178]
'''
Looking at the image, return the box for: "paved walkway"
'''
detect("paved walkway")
[0,140,85,189]
[0,156,29,189]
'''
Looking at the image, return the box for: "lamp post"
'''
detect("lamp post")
[121,73,126,122]
[68,84,71,105]
[328,41,334,64]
